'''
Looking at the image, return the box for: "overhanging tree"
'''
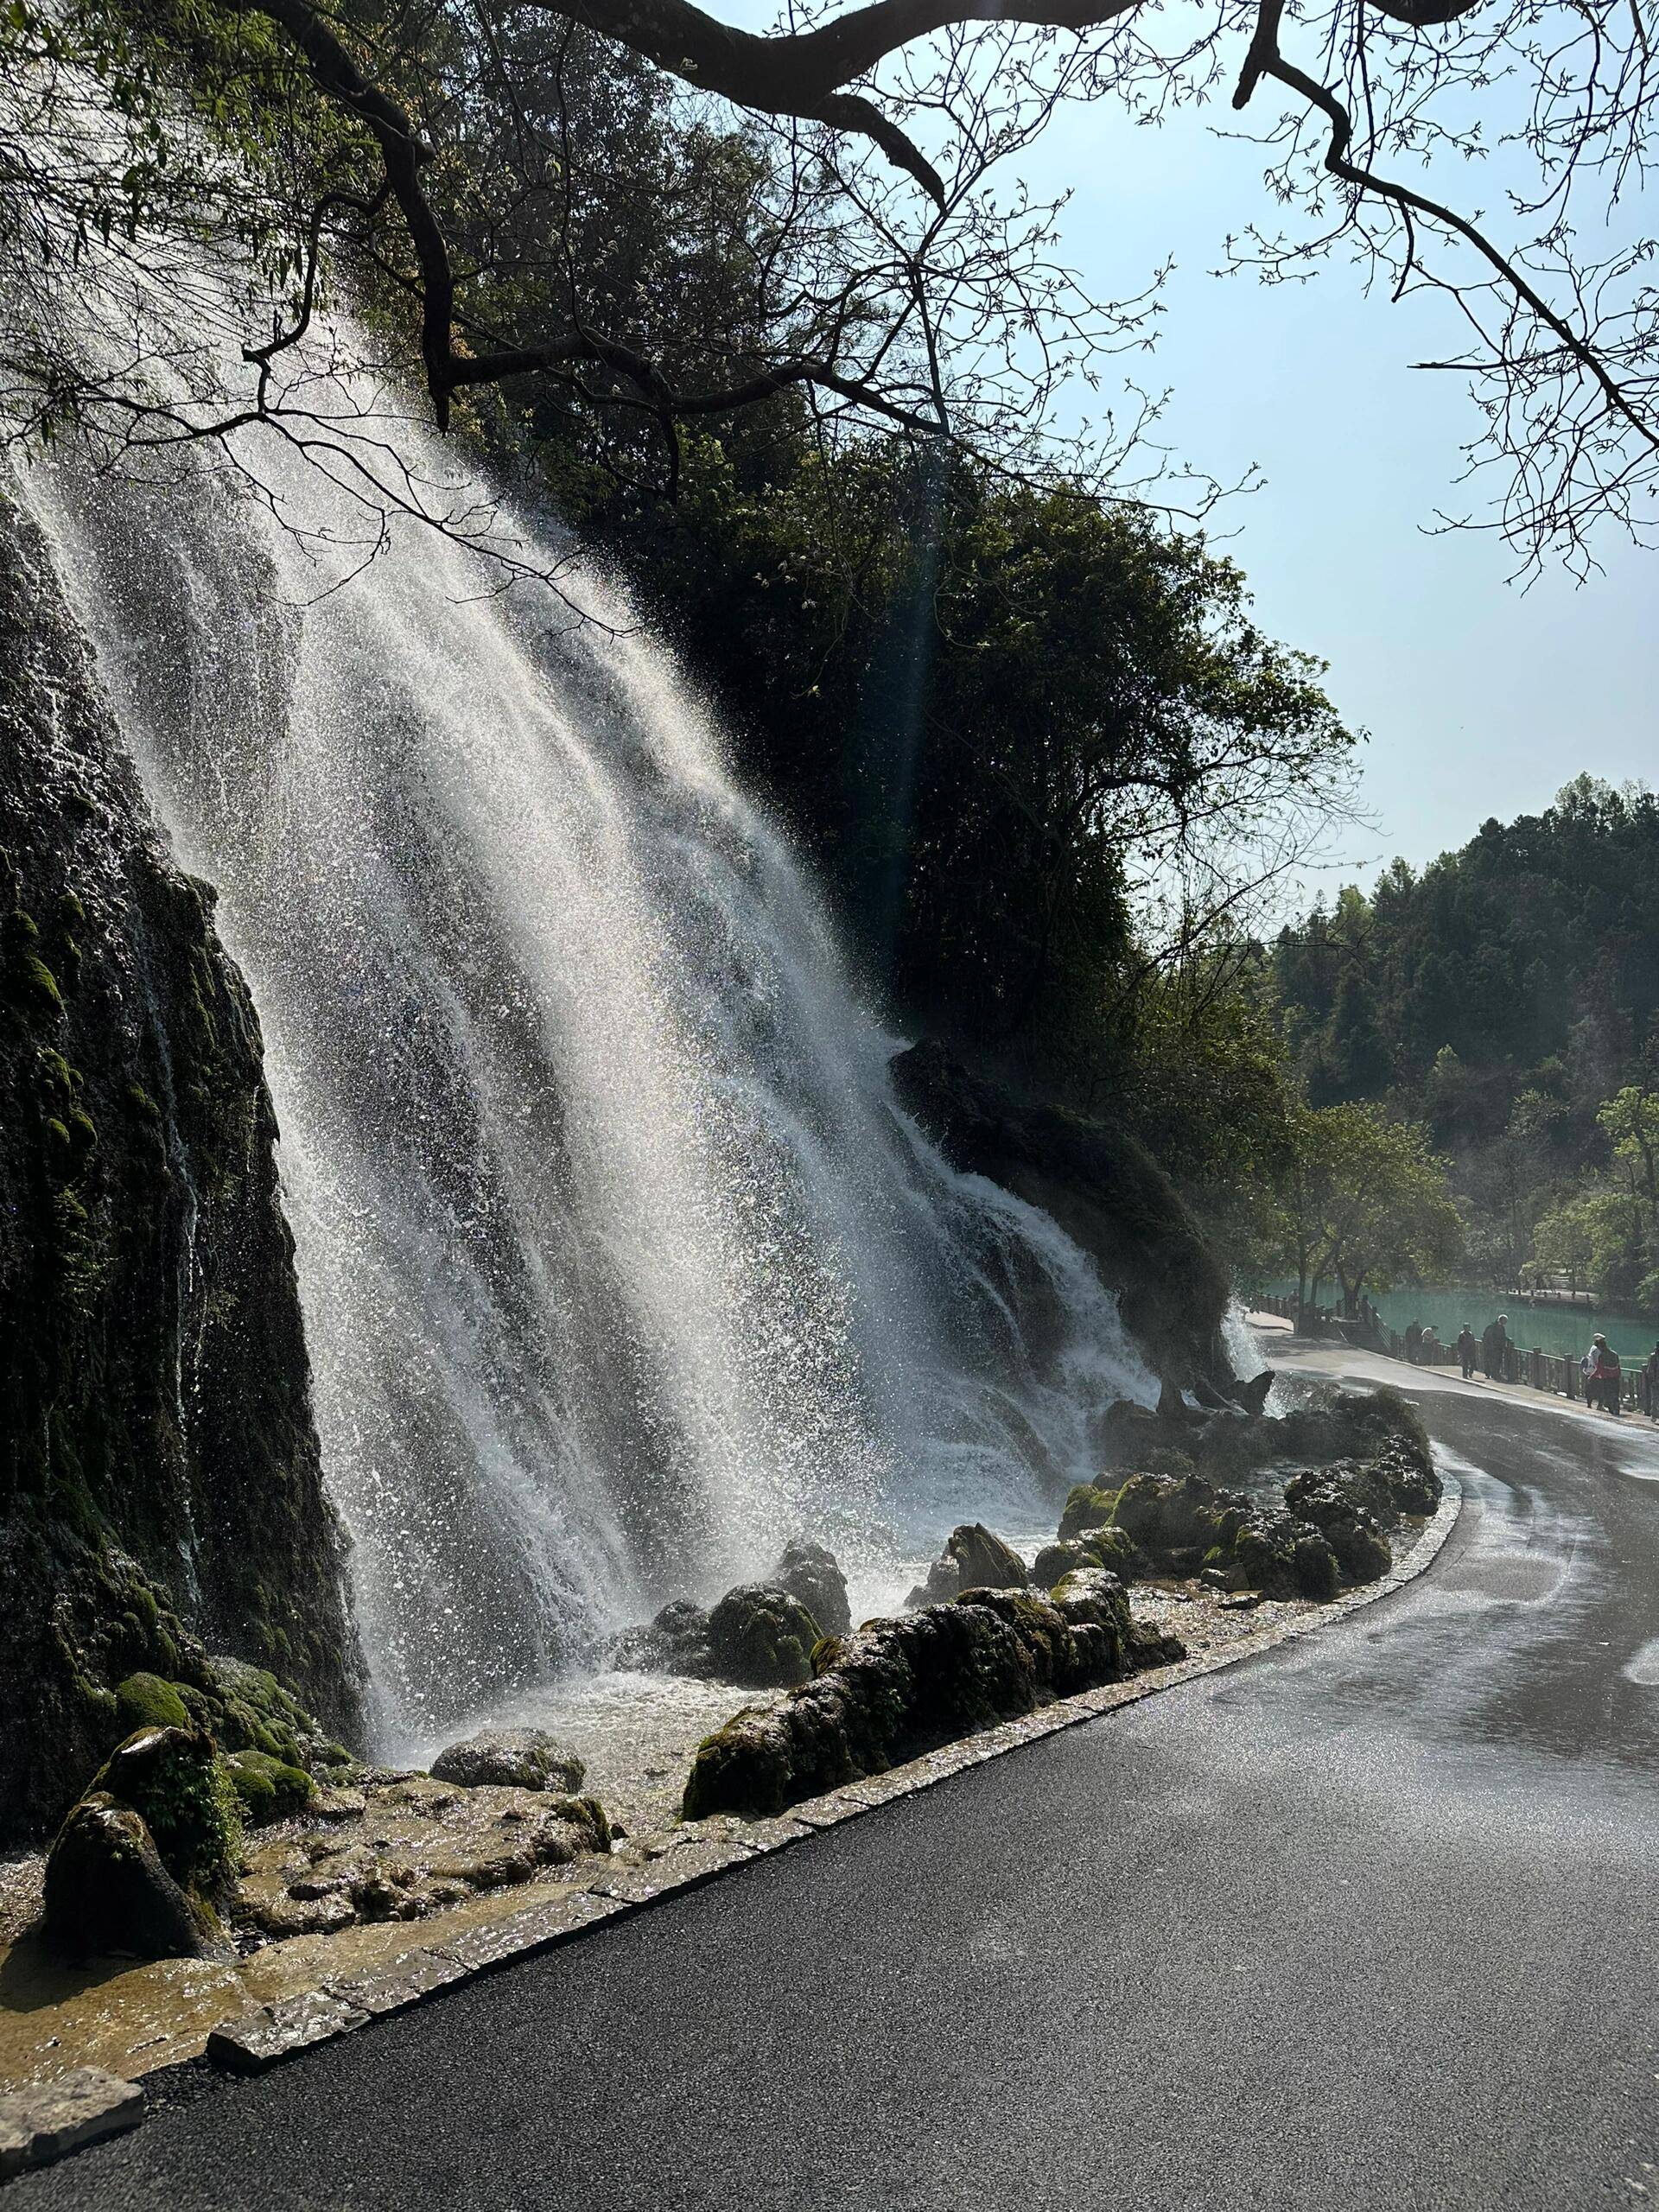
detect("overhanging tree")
[3,0,1659,569]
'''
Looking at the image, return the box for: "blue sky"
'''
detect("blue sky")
[1011,95,1657,899]
[720,4,1656,901]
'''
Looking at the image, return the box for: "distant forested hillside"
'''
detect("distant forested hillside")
[1270,779,1659,1305]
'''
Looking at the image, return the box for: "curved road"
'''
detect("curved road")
[17,1359,1659,2210]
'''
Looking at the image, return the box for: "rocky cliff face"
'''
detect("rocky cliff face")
[0,481,362,1841]
[893,1039,1234,1389]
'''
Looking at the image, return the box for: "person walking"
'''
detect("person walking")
[1458,1325,1478,1381]
[1481,1313,1510,1382]
[1405,1319,1423,1365]
[1645,1343,1659,1419]
[1582,1333,1624,1415]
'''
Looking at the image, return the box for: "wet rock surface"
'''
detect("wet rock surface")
[769,1541,851,1637]
[1041,1384,1438,1604]
[234,1775,611,1943]
[428,1729,585,1794]
[0,494,362,1847]
[611,1574,831,1688]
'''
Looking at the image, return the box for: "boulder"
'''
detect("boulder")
[226,1748,316,1826]
[705,1584,822,1687]
[41,1793,218,1961]
[1058,1483,1117,1541]
[429,1728,586,1794]
[114,1672,190,1734]
[91,1726,241,1897]
[1280,1475,1392,1583]
[902,1554,963,1611]
[1110,1471,1250,1564]
[770,1541,852,1637]
[945,1523,1027,1592]
[1034,1526,1141,1588]
[683,1578,1172,1822]
[1230,1510,1340,1601]
[610,1599,715,1676]
[1093,1397,1165,1468]
[1238,1369,1275,1417]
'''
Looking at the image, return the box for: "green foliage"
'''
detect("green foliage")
[1272,779,1659,1305]
[1260,1097,1464,1311]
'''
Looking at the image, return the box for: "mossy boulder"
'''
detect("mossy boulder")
[114,1672,190,1733]
[1109,1471,1249,1564]
[706,1584,822,1688]
[89,1725,242,1897]
[683,1576,1163,1822]
[429,1727,585,1793]
[906,1522,1027,1608]
[226,1748,316,1827]
[945,1523,1027,1592]
[611,1598,715,1676]
[1231,1511,1340,1601]
[1058,1484,1117,1541]
[41,1791,219,1961]
[770,1541,852,1637]
[1035,1525,1141,1588]
[1281,1472,1394,1584]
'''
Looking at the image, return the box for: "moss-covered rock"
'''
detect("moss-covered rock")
[610,1597,715,1676]
[769,1541,852,1637]
[1034,1525,1141,1587]
[114,1672,190,1733]
[89,1725,242,1897]
[226,1747,317,1826]
[1058,1484,1116,1541]
[706,1583,823,1688]
[945,1523,1027,1592]
[1231,1511,1340,1600]
[41,1791,218,1961]
[683,1575,1170,1821]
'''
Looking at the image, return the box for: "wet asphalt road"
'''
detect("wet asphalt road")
[19,1359,1659,2211]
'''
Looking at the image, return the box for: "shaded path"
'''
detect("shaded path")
[19,1364,1659,2210]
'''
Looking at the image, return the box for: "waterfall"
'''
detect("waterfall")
[17,353,1154,1755]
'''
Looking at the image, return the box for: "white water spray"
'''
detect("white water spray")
[19,346,1155,1752]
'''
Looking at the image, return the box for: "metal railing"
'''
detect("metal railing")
[1249,1292,1659,1416]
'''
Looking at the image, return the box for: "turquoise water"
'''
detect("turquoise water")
[1267,1282,1659,1364]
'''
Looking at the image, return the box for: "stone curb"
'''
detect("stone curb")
[9,1468,1462,2181]
[0,2069,145,2182]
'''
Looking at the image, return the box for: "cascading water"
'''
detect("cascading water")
[18,340,1155,1758]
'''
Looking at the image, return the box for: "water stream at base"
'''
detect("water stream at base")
[20,368,1157,1758]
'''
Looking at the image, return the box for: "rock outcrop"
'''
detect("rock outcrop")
[905,1522,1027,1608]
[892,1040,1231,1385]
[0,486,363,1840]
[612,1578,828,1687]
[1040,1384,1439,1604]
[236,1773,612,1942]
[682,1576,1181,1821]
